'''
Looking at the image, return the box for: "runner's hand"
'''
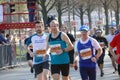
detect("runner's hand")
[43,54,49,59]
[56,49,63,55]
[91,57,97,62]
[73,60,78,70]
[28,51,34,57]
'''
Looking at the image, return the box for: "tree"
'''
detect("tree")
[85,0,97,29]
[99,0,111,34]
[74,0,86,26]
[55,0,68,28]
[37,0,56,26]
[111,0,120,26]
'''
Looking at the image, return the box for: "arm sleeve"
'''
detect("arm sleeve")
[91,38,101,50]
[74,40,79,52]
[25,36,32,46]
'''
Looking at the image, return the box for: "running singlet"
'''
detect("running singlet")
[77,39,96,68]
[48,32,70,64]
[26,34,48,64]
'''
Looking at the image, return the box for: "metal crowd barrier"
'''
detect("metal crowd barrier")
[0,44,16,68]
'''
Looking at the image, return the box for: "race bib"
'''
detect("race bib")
[80,48,92,60]
[50,44,61,55]
[36,49,46,56]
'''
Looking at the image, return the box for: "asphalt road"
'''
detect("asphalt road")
[0,53,119,80]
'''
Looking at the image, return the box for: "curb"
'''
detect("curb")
[0,62,27,70]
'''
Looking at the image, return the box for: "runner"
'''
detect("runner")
[94,29,108,77]
[106,27,117,73]
[44,27,51,35]
[74,25,102,80]
[115,24,120,34]
[110,32,120,79]
[61,26,75,67]
[26,21,50,80]
[47,20,73,80]
[24,29,34,74]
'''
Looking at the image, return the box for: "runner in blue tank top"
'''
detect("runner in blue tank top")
[47,20,73,80]
[74,25,102,80]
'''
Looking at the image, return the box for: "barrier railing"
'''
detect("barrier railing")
[0,44,26,68]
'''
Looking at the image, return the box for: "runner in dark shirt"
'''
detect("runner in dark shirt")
[61,26,75,67]
[94,29,108,77]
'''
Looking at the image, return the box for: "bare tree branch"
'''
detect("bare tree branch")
[47,1,56,13]
[75,12,80,17]
[46,0,52,7]
[100,0,104,4]
[75,7,81,15]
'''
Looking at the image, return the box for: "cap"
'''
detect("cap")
[110,26,116,29]
[96,29,102,33]
[80,25,89,31]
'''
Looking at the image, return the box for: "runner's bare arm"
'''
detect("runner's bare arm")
[46,36,50,54]
[109,46,116,59]
[96,48,102,60]
[24,44,33,57]
[74,52,78,61]
[61,32,73,52]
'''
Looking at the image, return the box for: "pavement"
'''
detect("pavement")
[0,53,119,80]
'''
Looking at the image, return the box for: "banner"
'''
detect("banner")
[0,22,35,30]
[0,5,3,22]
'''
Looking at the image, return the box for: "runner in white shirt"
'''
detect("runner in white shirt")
[106,27,117,73]
[25,21,50,80]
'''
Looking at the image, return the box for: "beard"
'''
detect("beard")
[36,30,42,34]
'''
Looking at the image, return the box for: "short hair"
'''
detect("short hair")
[6,34,10,38]
[34,20,43,24]
[50,20,59,26]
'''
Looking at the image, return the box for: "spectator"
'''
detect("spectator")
[6,34,11,44]
[0,30,7,45]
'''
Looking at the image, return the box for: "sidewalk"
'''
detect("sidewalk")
[0,53,119,80]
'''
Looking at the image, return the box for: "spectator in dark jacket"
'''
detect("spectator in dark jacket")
[0,30,7,44]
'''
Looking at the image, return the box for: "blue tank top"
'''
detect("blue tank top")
[77,39,96,68]
[48,32,70,64]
